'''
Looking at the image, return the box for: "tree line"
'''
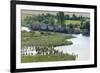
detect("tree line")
[22,12,90,35]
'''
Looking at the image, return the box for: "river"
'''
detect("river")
[54,34,90,61]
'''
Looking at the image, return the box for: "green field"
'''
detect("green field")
[21,54,76,63]
[21,31,76,63]
[65,20,81,25]
[21,31,74,47]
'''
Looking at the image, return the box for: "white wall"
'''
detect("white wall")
[0,0,99,73]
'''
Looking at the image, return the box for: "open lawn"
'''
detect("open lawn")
[65,20,81,25]
[21,54,76,63]
[21,31,74,47]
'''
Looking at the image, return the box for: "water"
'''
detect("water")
[54,34,90,60]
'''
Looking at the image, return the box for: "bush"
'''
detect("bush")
[40,31,44,35]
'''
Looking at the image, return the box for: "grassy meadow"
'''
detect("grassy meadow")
[65,20,81,25]
[21,54,76,63]
[21,31,76,63]
[21,31,74,47]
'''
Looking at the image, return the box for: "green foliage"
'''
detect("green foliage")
[81,20,90,30]
[56,12,65,25]
[21,12,90,35]
[65,14,70,20]
[22,12,89,27]
[49,17,55,25]
[72,14,77,20]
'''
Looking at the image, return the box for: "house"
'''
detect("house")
[30,23,70,33]
[40,24,48,30]
[54,25,61,32]
[54,25,68,33]
[60,25,67,32]
[31,24,40,30]
[21,27,31,32]
[47,25,55,31]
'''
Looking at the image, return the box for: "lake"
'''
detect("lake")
[54,34,90,61]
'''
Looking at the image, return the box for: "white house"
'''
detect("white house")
[21,27,31,32]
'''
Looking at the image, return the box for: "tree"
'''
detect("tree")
[65,14,70,20]
[81,20,90,30]
[49,17,55,25]
[72,14,77,20]
[56,12,65,25]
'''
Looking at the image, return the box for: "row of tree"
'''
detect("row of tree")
[22,12,89,26]
[22,12,90,35]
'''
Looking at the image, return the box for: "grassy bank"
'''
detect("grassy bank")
[21,31,76,63]
[21,31,74,47]
[21,54,76,63]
